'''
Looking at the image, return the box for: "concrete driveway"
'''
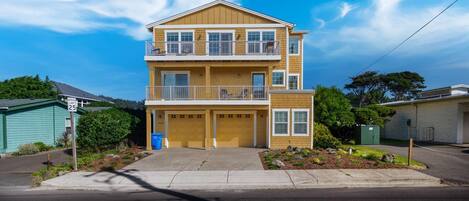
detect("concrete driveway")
[123,148,265,171]
[368,143,469,185]
[0,149,71,188]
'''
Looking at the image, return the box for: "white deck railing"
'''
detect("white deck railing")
[146,86,269,101]
[145,41,280,56]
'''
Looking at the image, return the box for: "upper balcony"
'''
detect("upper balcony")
[144,40,281,61]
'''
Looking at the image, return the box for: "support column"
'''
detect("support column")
[146,109,152,151]
[148,67,156,99]
[152,110,156,133]
[205,65,211,99]
[205,109,211,149]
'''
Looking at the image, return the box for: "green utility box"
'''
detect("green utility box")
[355,125,380,145]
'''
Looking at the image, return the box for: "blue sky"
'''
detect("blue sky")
[0,0,468,100]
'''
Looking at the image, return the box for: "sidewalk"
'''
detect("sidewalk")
[40,169,443,191]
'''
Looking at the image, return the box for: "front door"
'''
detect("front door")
[162,72,189,100]
[252,73,265,99]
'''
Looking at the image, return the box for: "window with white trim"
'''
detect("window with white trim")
[272,70,285,86]
[292,109,309,135]
[165,31,194,54]
[289,36,299,55]
[288,75,298,90]
[273,109,289,135]
[247,30,275,54]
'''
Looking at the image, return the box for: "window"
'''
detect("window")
[273,109,289,135]
[207,31,234,55]
[292,109,309,135]
[288,75,299,90]
[272,70,285,86]
[247,30,276,54]
[289,36,300,55]
[165,31,194,54]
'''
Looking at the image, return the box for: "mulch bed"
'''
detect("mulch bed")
[259,148,404,170]
[81,147,151,171]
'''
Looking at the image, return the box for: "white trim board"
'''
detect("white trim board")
[145,0,294,29]
[144,55,281,61]
[154,24,285,29]
[145,100,269,106]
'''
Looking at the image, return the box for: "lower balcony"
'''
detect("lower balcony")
[145,86,269,105]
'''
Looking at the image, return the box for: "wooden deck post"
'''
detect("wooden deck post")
[146,109,152,151]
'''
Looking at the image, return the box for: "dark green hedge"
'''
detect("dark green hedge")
[76,108,138,152]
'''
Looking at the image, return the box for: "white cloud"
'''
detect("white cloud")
[315,18,326,29]
[308,0,469,61]
[339,2,354,19]
[0,0,238,40]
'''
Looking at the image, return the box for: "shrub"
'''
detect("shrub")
[15,143,39,156]
[77,108,138,152]
[33,142,53,152]
[313,123,342,149]
[56,132,71,148]
[32,163,72,186]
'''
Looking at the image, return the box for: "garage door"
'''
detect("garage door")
[168,114,205,148]
[216,113,253,147]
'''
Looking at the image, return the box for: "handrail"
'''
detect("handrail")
[146,85,269,101]
[145,40,280,56]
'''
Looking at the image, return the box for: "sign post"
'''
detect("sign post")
[67,98,78,171]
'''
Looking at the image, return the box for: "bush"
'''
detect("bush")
[313,123,342,149]
[32,163,72,186]
[15,143,40,156]
[33,142,53,152]
[77,108,138,152]
[56,132,71,148]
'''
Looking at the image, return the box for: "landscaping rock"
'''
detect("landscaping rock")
[112,155,121,159]
[105,154,115,158]
[274,159,285,168]
[134,156,140,161]
[294,155,304,160]
[287,146,294,152]
[381,153,395,163]
[326,148,337,154]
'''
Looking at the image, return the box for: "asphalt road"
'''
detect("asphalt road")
[0,149,71,187]
[368,143,469,185]
[1,187,468,201]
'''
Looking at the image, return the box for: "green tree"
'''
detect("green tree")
[345,71,387,107]
[353,105,395,127]
[383,71,425,101]
[314,85,355,133]
[0,75,57,99]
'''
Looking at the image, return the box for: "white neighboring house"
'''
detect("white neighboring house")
[382,84,469,144]
[53,81,112,107]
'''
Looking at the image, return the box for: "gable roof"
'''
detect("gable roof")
[145,0,294,30]
[0,99,86,113]
[53,81,110,102]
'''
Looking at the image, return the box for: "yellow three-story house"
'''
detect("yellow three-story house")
[144,0,314,150]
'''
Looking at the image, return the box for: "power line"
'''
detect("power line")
[355,0,459,75]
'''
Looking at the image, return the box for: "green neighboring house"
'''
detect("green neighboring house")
[0,99,85,153]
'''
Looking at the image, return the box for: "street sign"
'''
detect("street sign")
[67,98,78,112]
[66,98,78,171]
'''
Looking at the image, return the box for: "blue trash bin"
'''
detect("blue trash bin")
[151,132,163,150]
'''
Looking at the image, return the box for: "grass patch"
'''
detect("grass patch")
[342,145,426,169]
